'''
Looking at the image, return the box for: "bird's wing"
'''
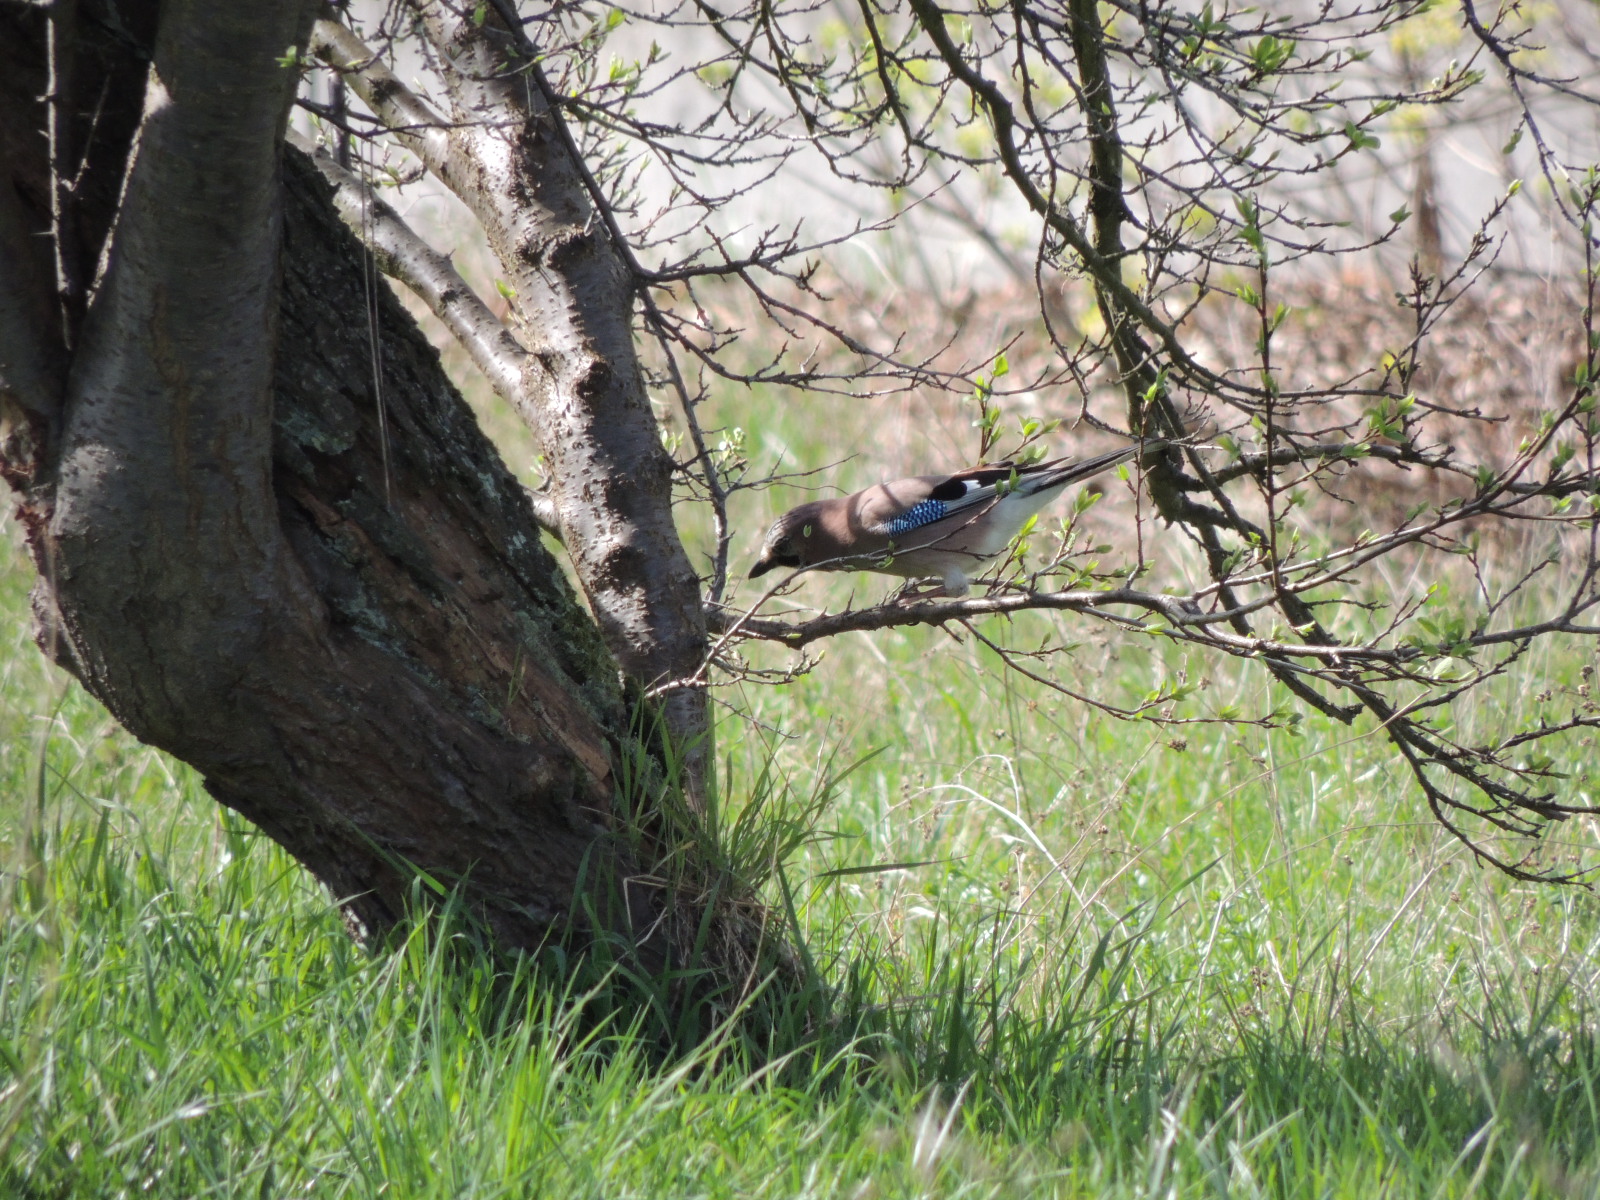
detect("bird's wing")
[854,445,1151,539]
[853,466,1021,539]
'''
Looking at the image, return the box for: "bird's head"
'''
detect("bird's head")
[749,504,824,579]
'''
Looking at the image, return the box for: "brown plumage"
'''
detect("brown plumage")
[750,442,1160,596]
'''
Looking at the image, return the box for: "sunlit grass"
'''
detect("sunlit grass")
[6,379,1600,1196]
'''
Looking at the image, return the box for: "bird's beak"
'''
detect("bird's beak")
[749,556,775,580]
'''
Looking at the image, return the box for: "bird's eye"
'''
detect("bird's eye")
[770,536,802,567]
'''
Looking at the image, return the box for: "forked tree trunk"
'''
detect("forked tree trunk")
[0,2,700,965]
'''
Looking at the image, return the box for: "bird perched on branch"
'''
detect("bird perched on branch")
[749,441,1163,597]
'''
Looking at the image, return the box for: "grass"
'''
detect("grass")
[7,525,1600,1197]
[8,375,1600,1196]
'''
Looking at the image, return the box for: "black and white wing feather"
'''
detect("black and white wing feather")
[861,445,1152,538]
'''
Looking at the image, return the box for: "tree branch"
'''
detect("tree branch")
[291,132,567,537]
[49,0,317,703]
[291,135,514,409]
[319,3,714,800]
[308,18,457,178]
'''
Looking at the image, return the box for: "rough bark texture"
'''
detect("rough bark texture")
[313,5,714,800]
[0,0,681,961]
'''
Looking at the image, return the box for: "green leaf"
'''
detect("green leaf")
[1250,35,1293,74]
[1344,121,1381,151]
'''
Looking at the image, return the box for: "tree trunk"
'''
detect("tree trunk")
[0,1,690,965]
[312,5,715,803]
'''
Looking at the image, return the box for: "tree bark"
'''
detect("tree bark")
[0,1,685,963]
[312,6,714,803]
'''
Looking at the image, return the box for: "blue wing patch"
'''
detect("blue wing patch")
[879,498,949,537]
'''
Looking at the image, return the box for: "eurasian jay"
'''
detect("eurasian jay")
[750,442,1161,597]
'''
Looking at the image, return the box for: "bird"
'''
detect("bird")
[749,441,1163,597]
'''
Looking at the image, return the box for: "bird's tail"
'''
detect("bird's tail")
[1028,439,1168,492]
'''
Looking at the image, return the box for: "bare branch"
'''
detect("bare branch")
[309,19,457,180]
[290,134,529,408]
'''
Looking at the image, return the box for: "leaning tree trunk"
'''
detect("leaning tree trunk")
[311,4,715,804]
[0,1,713,968]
